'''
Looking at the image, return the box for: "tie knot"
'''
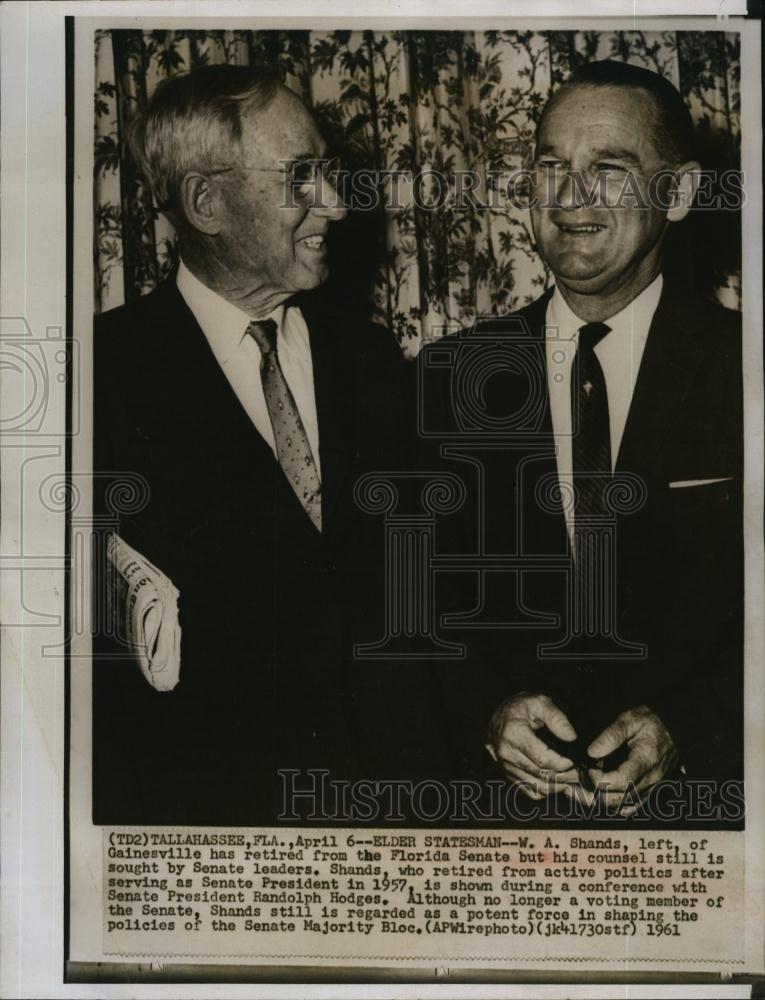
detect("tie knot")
[578,322,611,352]
[247,318,278,356]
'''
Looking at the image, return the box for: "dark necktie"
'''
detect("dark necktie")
[247,319,322,530]
[571,321,612,521]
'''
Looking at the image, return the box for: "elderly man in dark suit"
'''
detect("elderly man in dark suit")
[92,65,442,825]
[424,60,742,819]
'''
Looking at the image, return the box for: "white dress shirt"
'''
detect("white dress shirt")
[545,273,663,540]
[177,261,321,475]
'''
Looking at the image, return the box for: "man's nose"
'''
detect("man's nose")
[553,167,607,212]
[555,169,584,210]
[312,172,348,221]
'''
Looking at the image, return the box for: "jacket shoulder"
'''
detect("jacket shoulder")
[300,291,406,367]
[95,278,190,385]
[420,289,551,356]
[95,279,179,342]
[666,286,741,369]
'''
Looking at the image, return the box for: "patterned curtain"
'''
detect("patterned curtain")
[94,29,741,353]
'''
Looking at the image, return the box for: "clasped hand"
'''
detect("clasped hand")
[486,692,678,814]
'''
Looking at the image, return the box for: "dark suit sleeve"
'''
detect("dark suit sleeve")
[632,305,744,784]
[92,301,198,823]
[649,622,743,784]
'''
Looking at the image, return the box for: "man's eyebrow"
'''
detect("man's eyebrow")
[589,147,642,166]
[534,145,643,166]
[284,150,328,162]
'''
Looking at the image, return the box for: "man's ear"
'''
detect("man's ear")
[179,173,222,236]
[666,160,701,223]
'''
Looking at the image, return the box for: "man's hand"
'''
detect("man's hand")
[585,705,678,814]
[486,692,580,799]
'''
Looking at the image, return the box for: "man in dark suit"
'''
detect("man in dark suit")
[423,60,743,820]
[92,65,442,826]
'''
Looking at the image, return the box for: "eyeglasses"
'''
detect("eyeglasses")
[207,156,344,192]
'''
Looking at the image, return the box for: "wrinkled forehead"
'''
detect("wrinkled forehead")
[239,86,324,165]
[536,84,663,163]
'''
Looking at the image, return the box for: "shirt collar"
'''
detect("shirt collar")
[177,260,286,365]
[547,272,663,346]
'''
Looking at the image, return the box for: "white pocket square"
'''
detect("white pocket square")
[669,477,733,489]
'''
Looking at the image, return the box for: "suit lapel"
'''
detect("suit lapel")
[154,278,276,465]
[521,286,555,443]
[161,279,356,534]
[478,287,568,556]
[615,282,710,480]
[297,295,356,532]
[522,288,568,549]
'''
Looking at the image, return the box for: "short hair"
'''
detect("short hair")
[128,64,282,216]
[539,59,697,165]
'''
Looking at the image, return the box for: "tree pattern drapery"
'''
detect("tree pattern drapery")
[94,28,741,353]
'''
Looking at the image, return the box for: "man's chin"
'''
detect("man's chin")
[294,263,329,291]
[552,265,613,294]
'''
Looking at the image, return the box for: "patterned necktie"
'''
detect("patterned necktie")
[571,321,612,522]
[247,319,322,530]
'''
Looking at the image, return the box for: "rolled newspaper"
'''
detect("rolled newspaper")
[106,533,181,692]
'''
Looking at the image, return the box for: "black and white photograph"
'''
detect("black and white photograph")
[90,24,746,830]
[0,1,763,994]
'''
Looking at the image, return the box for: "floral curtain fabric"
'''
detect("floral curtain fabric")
[94,29,741,352]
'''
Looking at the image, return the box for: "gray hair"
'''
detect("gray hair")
[128,64,282,217]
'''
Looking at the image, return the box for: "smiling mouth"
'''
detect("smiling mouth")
[555,222,606,234]
[299,235,326,251]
